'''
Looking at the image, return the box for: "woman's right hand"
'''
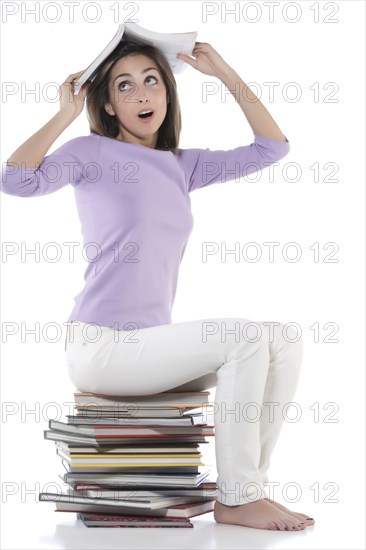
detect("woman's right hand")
[59,71,91,118]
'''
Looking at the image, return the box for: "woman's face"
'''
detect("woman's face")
[104,54,169,148]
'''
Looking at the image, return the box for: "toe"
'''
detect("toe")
[292,512,308,522]
[275,519,287,531]
[283,518,294,531]
[283,516,297,531]
[293,512,314,525]
[283,514,302,531]
[289,520,302,530]
[297,512,315,524]
[299,512,314,520]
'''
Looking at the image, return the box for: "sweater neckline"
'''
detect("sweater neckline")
[90,132,174,153]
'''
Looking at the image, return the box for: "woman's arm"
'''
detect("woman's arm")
[7,71,90,169]
[177,43,288,142]
[7,110,78,169]
[216,65,288,142]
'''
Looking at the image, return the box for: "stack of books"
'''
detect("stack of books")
[39,391,218,528]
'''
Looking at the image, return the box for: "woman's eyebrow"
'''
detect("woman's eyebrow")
[113,67,160,83]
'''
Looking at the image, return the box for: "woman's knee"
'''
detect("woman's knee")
[273,322,304,373]
[224,320,270,365]
[280,322,304,359]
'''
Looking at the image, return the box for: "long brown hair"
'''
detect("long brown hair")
[86,41,182,153]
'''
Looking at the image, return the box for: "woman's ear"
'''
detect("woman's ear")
[105,103,115,116]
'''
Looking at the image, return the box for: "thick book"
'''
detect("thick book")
[56,447,205,468]
[44,430,209,446]
[74,407,194,418]
[63,466,211,487]
[73,21,198,95]
[55,441,202,454]
[73,391,211,407]
[40,490,210,510]
[76,512,193,528]
[56,443,202,458]
[66,413,214,426]
[71,483,218,499]
[57,448,203,460]
[74,406,207,416]
[61,460,205,474]
[42,494,215,518]
[49,419,214,437]
[66,485,212,507]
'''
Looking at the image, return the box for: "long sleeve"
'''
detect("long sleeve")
[0,135,98,197]
[176,133,290,193]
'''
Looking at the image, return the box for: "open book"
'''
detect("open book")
[73,21,198,95]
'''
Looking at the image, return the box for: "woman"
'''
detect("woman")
[1,40,314,531]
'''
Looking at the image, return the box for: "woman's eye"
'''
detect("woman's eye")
[146,76,158,84]
[118,76,158,92]
[118,82,132,91]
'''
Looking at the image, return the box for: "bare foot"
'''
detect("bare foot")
[214,498,307,531]
[264,497,315,525]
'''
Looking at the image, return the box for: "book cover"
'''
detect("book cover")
[38,492,214,517]
[49,419,214,436]
[44,430,210,446]
[63,466,212,487]
[72,481,218,496]
[47,496,216,518]
[74,407,190,418]
[57,449,203,460]
[66,413,213,426]
[55,441,202,454]
[76,512,194,527]
[61,462,204,474]
[72,488,218,501]
[73,390,211,407]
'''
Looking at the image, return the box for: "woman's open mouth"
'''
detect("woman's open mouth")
[137,110,154,123]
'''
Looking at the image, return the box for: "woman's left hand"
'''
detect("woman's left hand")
[176,42,231,78]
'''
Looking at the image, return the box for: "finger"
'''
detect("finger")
[176,54,192,61]
[69,70,86,76]
[177,54,196,65]
[64,71,86,83]
[80,80,91,92]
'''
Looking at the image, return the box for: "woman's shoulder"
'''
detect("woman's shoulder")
[174,146,206,169]
[52,133,101,160]
[62,132,99,147]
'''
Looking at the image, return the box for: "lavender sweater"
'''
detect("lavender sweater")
[1,132,290,331]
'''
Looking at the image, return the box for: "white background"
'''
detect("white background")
[1,1,365,548]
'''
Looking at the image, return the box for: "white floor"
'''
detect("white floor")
[1,494,365,550]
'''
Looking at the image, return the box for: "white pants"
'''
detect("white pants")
[64,318,304,505]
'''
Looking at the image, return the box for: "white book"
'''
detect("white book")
[73,390,211,407]
[73,21,198,95]
[39,491,210,510]
[63,465,212,486]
